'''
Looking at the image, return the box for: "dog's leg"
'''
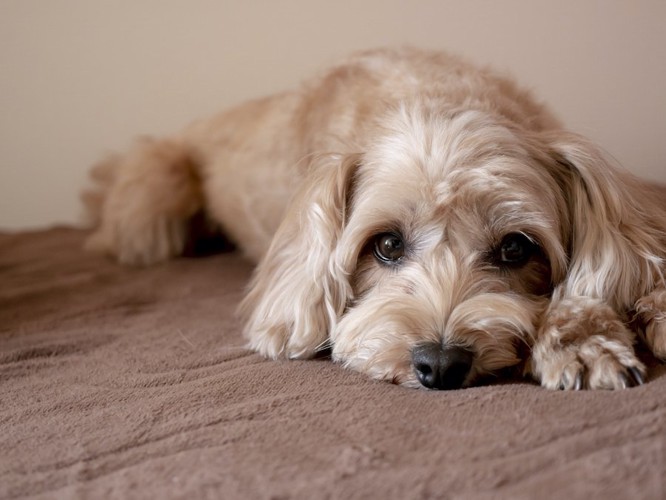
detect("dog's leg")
[635,288,666,360]
[83,137,204,265]
[531,297,646,390]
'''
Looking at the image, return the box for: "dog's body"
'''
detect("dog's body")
[85,48,666,390]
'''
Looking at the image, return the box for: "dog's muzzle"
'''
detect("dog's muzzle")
[412,342,474,390]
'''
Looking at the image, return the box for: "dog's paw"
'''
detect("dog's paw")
[83,137,203,266]
[86,215,187,266]
[646,319,666,361]
[531,298,646,390]
[635,289,666,361]
[245,323,325,360]
[533,335,645,390]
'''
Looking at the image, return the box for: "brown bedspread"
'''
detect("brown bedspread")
[1,228,664,499]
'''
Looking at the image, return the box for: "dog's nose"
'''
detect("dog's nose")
[412,343,474,390]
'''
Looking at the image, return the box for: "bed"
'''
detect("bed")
[1,228,664,499]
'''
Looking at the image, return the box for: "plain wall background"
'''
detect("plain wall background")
[1,0,665,230]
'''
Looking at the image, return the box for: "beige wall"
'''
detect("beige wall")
[1,0,665,229]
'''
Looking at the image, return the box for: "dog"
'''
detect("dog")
[83,47,666,390]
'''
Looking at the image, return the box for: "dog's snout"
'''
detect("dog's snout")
[412,343,474,390]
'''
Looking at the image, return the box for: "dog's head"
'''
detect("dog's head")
[242,105,658,389]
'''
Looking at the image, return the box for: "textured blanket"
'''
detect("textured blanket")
[1,228,664,499]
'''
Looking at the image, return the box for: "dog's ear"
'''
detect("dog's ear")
[240,153,361,359]
[544,131,663,309]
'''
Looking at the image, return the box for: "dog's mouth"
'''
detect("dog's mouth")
[408,337,531,390]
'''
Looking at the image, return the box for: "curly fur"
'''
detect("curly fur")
[83,48,666,390]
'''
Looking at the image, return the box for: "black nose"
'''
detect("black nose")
[412,343,474,390]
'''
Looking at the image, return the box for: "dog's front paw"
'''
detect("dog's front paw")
[635,289,666,361]
[246,327,324,360]
[531,298,646,390]
[244,319,328,361]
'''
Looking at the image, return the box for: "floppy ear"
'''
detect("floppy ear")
[545,131,664,309]
[240,153,361,359]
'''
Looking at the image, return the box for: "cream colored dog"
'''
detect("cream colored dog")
[84,48,666,390]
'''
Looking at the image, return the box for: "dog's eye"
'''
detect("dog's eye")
[498,233,537,266]
[373,232,405,263]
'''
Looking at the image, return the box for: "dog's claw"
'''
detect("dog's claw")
[628,366,645,386]
[559,372,570,390]
[558,371,584,391]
